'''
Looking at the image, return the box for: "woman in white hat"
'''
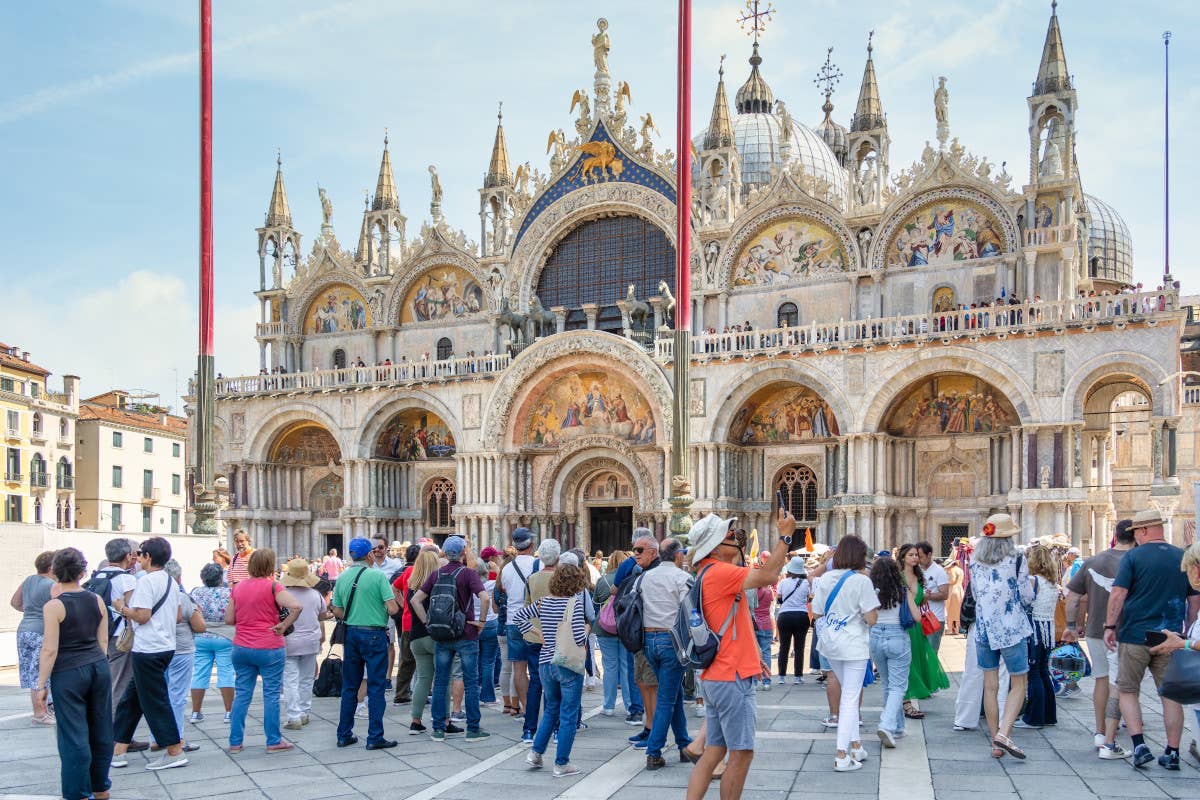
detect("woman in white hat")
[279,557,329,730]
[774,557,811,684]
[969,514,1034,759]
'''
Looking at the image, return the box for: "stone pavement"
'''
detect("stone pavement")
[1,635,1199,800]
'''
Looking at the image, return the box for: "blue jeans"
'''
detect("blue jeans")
[230,645,285,747]
[755,629,773,683]
[870,624,911,735]
[597,634,629,711]
[643,631,690,758]
[524,642,544,735]
[434,638,481,733]
[477,621,499,704]
[337,626,389,745]
[622,644,643,714]
[51,660,112,800]
[533,663,583,766]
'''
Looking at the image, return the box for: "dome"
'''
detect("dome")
[1084,194,1133,286]
[693,113,848,198]
[815,101,849,167]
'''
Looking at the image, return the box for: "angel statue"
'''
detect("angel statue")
[514,161,532,196]
[318,186,333,225]
[570,89,591,125]
[546,129,569,170]
[592,18,610,76]
[638,113,660,156]
[615,81,632,113]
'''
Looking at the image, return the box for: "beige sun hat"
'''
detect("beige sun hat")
[1130,508,1165,530]
[981,513,1020,539]
[280,557,319,588]
[687,514,739,563]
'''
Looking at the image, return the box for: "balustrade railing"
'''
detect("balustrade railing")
[217,352,511,396]
[1023,224,1076,247]
[256,321,286,337]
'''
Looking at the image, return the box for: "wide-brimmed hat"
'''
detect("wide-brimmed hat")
[981,513,1020,539]
[688,514,738,563]
[786,556,807,575]
[1131,509,1165,530]
[280,557,318,588]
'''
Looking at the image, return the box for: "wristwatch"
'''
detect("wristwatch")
[1104,624,1116,630]
[779,535,793,547]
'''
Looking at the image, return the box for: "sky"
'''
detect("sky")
[2,0,1196,412]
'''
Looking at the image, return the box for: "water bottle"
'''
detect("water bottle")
[689,608,703,630]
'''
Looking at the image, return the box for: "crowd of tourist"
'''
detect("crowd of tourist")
[18,499,1200,799]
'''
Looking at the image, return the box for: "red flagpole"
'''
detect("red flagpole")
[675,0,692,332]
[200,0,213,356]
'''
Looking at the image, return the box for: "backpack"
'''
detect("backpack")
[83,567,127,638]
[613,573,646,653]
[313,654,343,697]
[426,567,467,642]
[671,564,740,669]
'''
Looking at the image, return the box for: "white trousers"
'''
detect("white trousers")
[954,625,1008,729]
[827,658,867,753]
[282,653,317,722]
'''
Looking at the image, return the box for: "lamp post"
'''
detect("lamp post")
[667,0,695,537]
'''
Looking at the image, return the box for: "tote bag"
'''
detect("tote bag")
[551,595,587,674]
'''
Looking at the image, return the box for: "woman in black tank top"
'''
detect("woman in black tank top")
[36,547,114,800]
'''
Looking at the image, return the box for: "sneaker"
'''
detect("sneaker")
[834,755,862,772]
[355,702,368,719]
[301,715,310,726]
[851,746,868,762]
[632,737,649,750]
[430,729,446,742]
[1093,733,1107,749]
[450,711,466,723]
[223,711,231,724]
[761,679,772,692]
[409,721,427,735]
[791,676,804,685]
[953,725,975,732]
[110,755,128,768]
[145,752,189,771]
[1098,743,1130,760]
[1132,743,1154,768]
[444,723,465,737]
[628,728,650,744]
[1013,720,1042,729]
[877,729,896,749]
[821,716,839,729]
[624,712,643,726]
[553,763,579,778]
[521,731,534,745]
[465,730,491,742]
[577,720,588,731]
[694,704,705,718]
[188,712,204,723]
[1158,751,1181,771]
[601,708,615,717]
[1058,684,1080,699]
[284,719,303,730]
[526,750,543,768]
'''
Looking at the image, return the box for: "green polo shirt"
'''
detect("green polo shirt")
[331,564,393,627]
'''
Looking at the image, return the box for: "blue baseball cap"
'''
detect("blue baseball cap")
[511,527,534,548]
[443,536,467,557]
[348,538,373,559]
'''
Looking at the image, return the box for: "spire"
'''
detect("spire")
[735,41,774,114]
[372,131,399,211]
[265,151,292,227]
[851,32,884,132]
[484,102,513,188]
[1034,1,1071,95]
[704,56,735,150]
[356,191,370,261]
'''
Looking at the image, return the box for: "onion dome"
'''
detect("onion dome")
[816,99,848,167]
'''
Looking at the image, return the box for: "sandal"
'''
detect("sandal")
[903,702,925,720]
[991,746,1005,758]
[992,733,1026,760]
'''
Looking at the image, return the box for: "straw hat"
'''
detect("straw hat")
[1130,508,1165,530]
[280,557,319,588]
[981,513,1020,539]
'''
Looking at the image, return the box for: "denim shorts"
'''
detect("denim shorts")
[505,624,534,662]
[976,638,1029,675]
[702,677,756,751]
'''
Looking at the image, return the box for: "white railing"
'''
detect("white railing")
[657,289,1178,360]
[1185,386,1200,407]
[1024,224,1077,248]
[256,321,286,337]
[218,352,511,396]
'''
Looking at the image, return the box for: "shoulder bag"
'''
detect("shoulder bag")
[330,566,366,646]
[813,570,854,639]
[1159,649,1200,706]
[551,596,587,674]
[273,582,294,636]
[115,580,172,653]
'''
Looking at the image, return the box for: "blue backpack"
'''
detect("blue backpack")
[671,565,740,669]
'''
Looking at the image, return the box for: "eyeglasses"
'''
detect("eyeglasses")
[632,547,647,554]
[372,545,386,552]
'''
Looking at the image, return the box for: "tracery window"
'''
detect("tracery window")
[536,216,674,335]
[427,478,456,530]
[776,465,818,523]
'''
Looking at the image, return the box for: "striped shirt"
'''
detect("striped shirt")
[512,592,588,666]
[227,550,253,586]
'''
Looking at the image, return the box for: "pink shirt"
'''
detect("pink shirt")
[231,578,285,650]
[321,556,344,579]
[754,585,774,630]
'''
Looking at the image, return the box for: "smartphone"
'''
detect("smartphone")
[1144,631,1168,648]
[776,489,786,511]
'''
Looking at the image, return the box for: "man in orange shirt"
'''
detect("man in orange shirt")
[685,508,794,800]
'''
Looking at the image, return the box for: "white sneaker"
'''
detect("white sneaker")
[851,745,868,762]
[1093,733,1106,748]
[188,711,203,723]
[223,711,231,724]
[355,702,368,719]
[694,705,706,718]
[1098,743,1131,760]
[821,716,839,728]
[877,729,896,748]
[834,755,863,772]
[525,750,543,769]
[601,708,615,717]
[553,763,579,778]
[145,752,189,771]
[791,676,804,685]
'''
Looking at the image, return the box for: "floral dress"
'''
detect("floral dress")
[904,582,950,700]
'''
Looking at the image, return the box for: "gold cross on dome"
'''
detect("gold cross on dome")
[737,0,774,42]
[813,46,842,101]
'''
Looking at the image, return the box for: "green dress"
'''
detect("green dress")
[904,583,950,700]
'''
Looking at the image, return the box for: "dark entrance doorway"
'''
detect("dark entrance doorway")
[939,524,969,558]
[589,506,632,556]
[324,533,344,558]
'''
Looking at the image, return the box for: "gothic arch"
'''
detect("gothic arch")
[288,274,372,333]
[535,436,659,515]
[859,347,1037,433]
[245,403,345,463]
[718,202,861,291]
[385,249,493,324]
[506,182,690,309]
[355,390,464,460]
[1064,352,1170,420]
[868,185,1018,270]
[480,330,674,450]
[707,363,853,442]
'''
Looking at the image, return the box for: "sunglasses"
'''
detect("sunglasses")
[633,547,648,554]
[372,545,386,552]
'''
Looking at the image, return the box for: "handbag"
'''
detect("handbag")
[115,580,172,653]
[551,595,586,674]
[274,582,294,636]
[919,601,942,636]
[1159,649,1200,705]
[898,587,916,630]
[330,566,366,646]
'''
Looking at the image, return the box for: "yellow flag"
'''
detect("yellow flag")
[749,528,760,561]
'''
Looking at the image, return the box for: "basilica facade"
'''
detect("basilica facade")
[204,8,1195,559]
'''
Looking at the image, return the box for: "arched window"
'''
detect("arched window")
[536,216,675,335]
[776,465,818,523]
[57,457,73,490]
[332,349,346,370]
[427,478,456,530]
[436,337,453,361]
[29,454,46,487]
[777,302,798,328]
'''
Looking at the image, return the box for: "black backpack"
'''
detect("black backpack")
[614,573,646,653]
[426,567,467,642]
[83,567,127,638]
[313,654,343,697]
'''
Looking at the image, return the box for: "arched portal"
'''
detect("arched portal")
[258,421,343,558]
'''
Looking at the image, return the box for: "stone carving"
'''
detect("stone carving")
[703,241,721,286]
[535,434,659,515]
[318,187,333,225]
[546,129,571,173]
[689,378,705,417]
[934,76,950,149]
[463,394,481,429]
[570,89,592,135]
[1039,464,1051,489]
[591,18,610,76]
[637,113,660,159]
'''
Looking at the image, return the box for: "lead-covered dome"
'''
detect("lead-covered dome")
[1085,194,1133,286]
